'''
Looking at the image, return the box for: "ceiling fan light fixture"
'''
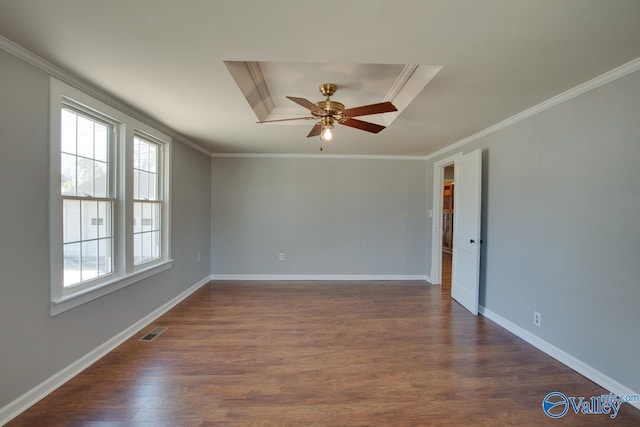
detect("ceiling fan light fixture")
[321,125,333,141]
[320,115,334,141]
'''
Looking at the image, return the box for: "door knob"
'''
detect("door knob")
[470,239,475,243]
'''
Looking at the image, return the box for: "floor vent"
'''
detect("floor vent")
[139,327,167,342]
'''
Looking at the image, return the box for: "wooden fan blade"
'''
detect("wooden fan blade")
[342,101,397,117]
[340,118,386,134]
[257,117,315,123]
[287,96,325,115]
[307,122,322,137]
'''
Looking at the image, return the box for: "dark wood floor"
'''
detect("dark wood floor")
[9,281,640,426]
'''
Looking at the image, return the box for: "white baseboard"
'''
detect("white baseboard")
[210,274,429,281]
[0,275,211,426]
[479,305,640,411]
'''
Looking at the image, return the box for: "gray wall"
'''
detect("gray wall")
[427,69,640,393]
[211,157,427,275]
[0,49,212,409]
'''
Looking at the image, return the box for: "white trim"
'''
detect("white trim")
[245,62,275,113]
[211,274,430,281]
[425,56,640,161]
[0,276,211,426]
[211,152,429,160]
[0,34,211,157]
[380,65,442,127]
[51,260,173,316]
[383,64,419,103]
[479,306,640,411]
[430,153,462,283]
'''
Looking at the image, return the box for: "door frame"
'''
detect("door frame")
[430,152,462,284]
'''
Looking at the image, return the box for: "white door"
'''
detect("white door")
[451,149,482,315]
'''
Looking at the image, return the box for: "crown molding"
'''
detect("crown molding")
[380,64,442,127]
[211,152,429,160]
[425,56,640,161]
[384,64,418,102]
[0,35,212,157]
[246,61,275,113]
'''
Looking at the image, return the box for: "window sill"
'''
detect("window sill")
[50,259,173,316]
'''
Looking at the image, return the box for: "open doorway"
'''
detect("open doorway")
[430,152,460,286]
[441,165,454,290]
[431,150,483,315]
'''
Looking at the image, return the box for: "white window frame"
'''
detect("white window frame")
[50,78,172,316]
[132,134,165,267]
[58,104,118,292]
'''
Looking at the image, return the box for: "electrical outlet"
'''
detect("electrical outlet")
[197,252,201,262]
[279,253,285,261]
[533,311,541,327]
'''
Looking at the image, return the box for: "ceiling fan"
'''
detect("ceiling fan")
[257,83,397,141]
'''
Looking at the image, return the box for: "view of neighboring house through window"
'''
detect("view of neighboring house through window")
[133,136,162,265]
[61,107,114,287]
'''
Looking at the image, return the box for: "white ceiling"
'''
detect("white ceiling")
[1,0,639,155]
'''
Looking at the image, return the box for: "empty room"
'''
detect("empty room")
[1,1,639,425]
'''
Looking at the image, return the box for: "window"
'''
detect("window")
[133,136,162,266]
[50,78,172,315]
[61,107,115,287]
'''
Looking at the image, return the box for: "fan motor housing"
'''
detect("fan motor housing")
[313,100,345,117]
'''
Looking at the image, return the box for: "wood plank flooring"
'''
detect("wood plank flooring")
[442,251,452,291]
[8,281,640,426]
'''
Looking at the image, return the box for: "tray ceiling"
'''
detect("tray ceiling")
[225,61,441,128]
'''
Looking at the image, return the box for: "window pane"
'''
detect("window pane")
[142,202,153,232]
[97,238,112,276]
[61,153,77,196]
[134,138,160,203]
[77,115,94,158]
[76,157,94,197]
[81,201,98,241]
[133,169,140,200]
[148,144,157,173]
[152,203,160,231]
[94,160,108,198]
[142,232,153,263]
[81,240,98,282]
[63,242,81,287]
[139,140,149,171]
[94,123,108,162]
[152,230,161,259]
[133,233,142,265]
[63,199,81,243]
[61,109,77,155]
[138,171,149,200]
[133,137,140,170]
[148,173,157,200]
[133,202,142,234]
[97,201,112,239]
